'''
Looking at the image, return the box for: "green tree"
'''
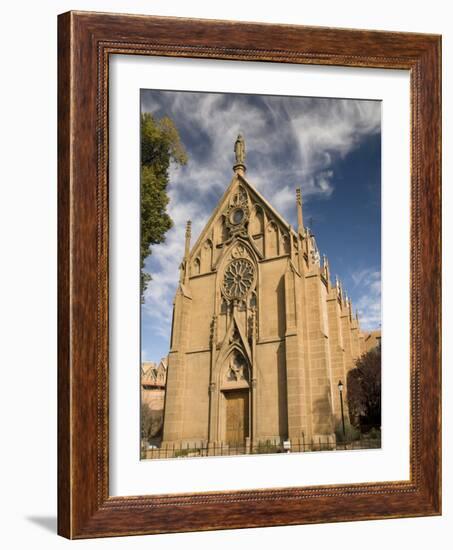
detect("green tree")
[347,344,381,432]
[140,113,187,300]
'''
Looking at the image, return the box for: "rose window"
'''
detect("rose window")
[223,259,255,299]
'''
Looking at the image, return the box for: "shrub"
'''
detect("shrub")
[174,448,191,458]
[254,440,280,454]
[335,421,361,443]
[366,427,381,440]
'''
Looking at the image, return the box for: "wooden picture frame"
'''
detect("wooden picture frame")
[58,10,441,539]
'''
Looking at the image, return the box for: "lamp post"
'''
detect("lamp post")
[338,380,346,438]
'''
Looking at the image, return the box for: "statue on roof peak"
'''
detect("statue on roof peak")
[234,133,246,165]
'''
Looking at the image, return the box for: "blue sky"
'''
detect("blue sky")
[141,90,381,363]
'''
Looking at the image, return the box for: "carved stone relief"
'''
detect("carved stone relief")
[226,351,249,383]
[225,186,250,236]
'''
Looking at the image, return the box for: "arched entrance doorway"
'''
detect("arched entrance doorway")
[219,349,251,447]
[224,389,249,445]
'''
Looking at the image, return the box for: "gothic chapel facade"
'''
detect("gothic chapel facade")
[161,135,368,451]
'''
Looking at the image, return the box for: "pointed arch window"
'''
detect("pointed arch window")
[200,239,213,272]
[266,221,279,257]
[250,205,264,237]
[217,215,229,244]
[282,232,291,255]
[192,257,200,275]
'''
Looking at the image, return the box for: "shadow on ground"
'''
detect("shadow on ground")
[26,516,57,534]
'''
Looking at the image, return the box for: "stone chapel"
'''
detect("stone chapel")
[161,135,371,452]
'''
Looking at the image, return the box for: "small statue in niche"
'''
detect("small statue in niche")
[227,352,248,381]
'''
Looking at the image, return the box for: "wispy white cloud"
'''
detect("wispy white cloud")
[351,269,381,331]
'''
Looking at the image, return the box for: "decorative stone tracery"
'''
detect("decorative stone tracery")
[225,186,249,236]
[222,258,255,300]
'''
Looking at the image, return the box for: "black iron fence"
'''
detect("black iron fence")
[141,434,381,460]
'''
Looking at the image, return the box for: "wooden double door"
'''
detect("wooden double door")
[224,389,249,445]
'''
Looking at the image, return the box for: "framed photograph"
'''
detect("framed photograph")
[58,11,441,538]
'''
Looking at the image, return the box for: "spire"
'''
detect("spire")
[179,220,192,284]
[233,134,246,174]
[296,188,304,235]
[323,254,330,282]
[347,297,352,320]
[184,220,192,259]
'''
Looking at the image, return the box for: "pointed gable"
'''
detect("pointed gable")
[187,168,297,277]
